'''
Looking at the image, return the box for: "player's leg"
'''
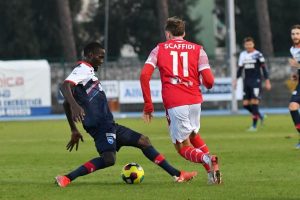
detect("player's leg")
[168,104,220,184]
[189,133,210,154]
[247,87,261,131]
[55,127,117,187]
[63,151,116,181]
[250,98,260,130]
[115,124,196,182]
[289,94,300,148]
[243,84,252,114]
[188,104,210,154]
[243,85,256,130]
[168,105,209,167]
[243,100,252,114]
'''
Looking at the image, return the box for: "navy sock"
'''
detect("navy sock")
[290,110,300,133]
[66,157,106,181]
[251,104,260,128]
[243,105,253,114]
[142,146,180,177]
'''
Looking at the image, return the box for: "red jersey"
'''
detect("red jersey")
[143,38,212,109]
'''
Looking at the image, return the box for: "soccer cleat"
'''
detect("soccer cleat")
[247,126,257,132]
[207,171,216,184]
[202,155,216,184]
[55,175,71,188]
[295,143,300,149]
[175,171,198,183]
[211,155,222,184]
[260,114,267,126]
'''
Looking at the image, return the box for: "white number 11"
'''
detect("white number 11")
[170,51,189,77]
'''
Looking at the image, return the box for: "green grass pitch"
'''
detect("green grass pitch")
[1,114,300,200]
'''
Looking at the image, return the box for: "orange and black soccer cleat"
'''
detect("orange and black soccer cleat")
[175,171,198,183]
[55,175,71,188]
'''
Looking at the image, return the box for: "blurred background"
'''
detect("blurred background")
[0,0,299,117]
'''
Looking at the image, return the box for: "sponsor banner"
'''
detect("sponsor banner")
[101,80,119,99]
[0,60,51,117]
[202,78,243,101]
[118,78,242,104]
[119,80,162,103]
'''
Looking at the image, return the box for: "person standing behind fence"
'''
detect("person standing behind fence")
[233,37,271,132]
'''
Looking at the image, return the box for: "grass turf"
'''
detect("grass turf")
[0,114,300,200]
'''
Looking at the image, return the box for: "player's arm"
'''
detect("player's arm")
[234,52,244,89]
[140,46,158,123]
[289,58,300,68]
[62,99,84,152]
[201,69,214,89]
[140,64,155,123]
[60,66,91,151]
[260,64,271,90]
[198,48,214,89]
[259,53,271,90]
[60,81,85,123]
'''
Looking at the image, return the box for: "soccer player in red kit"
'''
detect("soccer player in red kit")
[140,17,221,184]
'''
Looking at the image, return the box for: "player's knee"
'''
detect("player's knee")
[137,135,152,149]
[251,98,260,104]
[242,100,249,106]
[102,151,116,167]
[289,102,299,111]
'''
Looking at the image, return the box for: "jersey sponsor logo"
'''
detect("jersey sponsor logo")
[106,132,116,139]
[244,63,255,69]
[106,133,115,145]
[164,43,196,50]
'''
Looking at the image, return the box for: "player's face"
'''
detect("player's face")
[244,41,255,52]
[291,28,300,46]
[91,49,105,71]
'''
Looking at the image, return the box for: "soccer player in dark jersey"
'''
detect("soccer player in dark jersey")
[288,25,300,149]
[233,37,271,131]
[54,42,197,187]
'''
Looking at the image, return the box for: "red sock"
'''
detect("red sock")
[83,161,96,173]
[179,146,210,172]
[190,134,210,154]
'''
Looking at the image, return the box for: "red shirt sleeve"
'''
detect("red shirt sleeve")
[140,64,155,113]
[200,68,214,89]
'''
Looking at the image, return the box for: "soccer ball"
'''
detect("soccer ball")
[121,163,144,184]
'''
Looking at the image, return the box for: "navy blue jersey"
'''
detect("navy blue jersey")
[237,50,269,86]
[65,61,114,128]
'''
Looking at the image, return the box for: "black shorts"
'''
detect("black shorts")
[243,84,262,100]
[84,123,142,155]
[289,84,300,103]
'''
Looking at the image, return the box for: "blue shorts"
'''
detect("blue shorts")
[84,123,142,154]
[290,84,300,103]
[243,83,262,100]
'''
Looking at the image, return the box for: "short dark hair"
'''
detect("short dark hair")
[83,42,104,56]
[243,37,255,43]
[165,16,185,36]
[291,24,300,31]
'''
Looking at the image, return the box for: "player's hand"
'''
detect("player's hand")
[291,73,298,81]
[265,79,272,91]
[142,112,153,123]
[232,79,237,90]
[289,58,300,68]
[66,130,84,152]
[70,104,85,123]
